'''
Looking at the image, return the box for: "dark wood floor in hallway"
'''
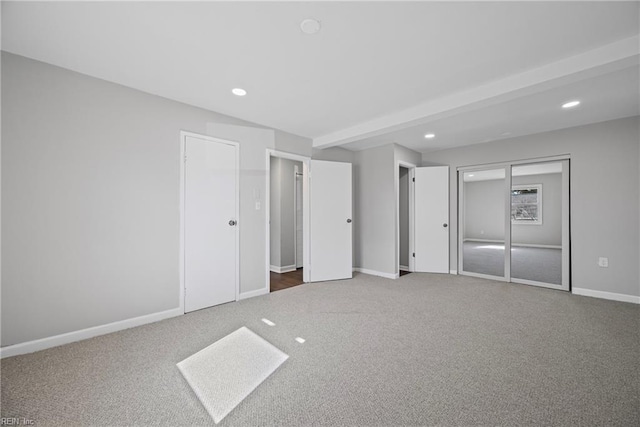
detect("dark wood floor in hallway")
[270,268,304,292]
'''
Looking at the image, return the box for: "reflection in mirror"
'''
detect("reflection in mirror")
[462,169,505,278]
[511,162,563,285]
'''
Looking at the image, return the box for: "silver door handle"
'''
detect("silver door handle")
[229,220,237,226]
[347,219,352,223]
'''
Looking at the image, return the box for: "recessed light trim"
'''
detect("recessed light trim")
[300,18,321,35]
[562,100,580,109]
[424,133,436,139]
[232,88,247,97]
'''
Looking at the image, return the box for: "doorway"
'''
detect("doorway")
[180,132,239,313]
[398,165,412,276]
[397,164,450,276]
[458,158,570,290]
[267,151,309,292]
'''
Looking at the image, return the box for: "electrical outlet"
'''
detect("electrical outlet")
[255,201,261,210]
[598,257,609,268]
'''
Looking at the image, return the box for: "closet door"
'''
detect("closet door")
[510,161,569,290]
[459,167,509,280]
[458,160,570,291]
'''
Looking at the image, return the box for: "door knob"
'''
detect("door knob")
[443,223,448,228]
[347,219,352,223]
[229,220,237,226]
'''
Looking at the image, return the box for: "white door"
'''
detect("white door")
[309,160,352,282]
[184,135,238,313]
[414,166,449,273]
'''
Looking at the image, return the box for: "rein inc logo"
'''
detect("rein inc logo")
[1,418,34,426]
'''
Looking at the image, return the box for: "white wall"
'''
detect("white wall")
[1,53,312,347]
[424,116,640,298]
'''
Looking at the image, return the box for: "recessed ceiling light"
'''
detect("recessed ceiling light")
[424,133,436,139]
[468,174,475,177]
[300,18,321,35]
[232,88,247,97]
[562,100,580,109]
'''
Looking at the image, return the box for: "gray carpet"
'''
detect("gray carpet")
[2,273,638,426]
[463,242,562,285]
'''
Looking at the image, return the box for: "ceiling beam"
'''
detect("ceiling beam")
[312,35,640,150]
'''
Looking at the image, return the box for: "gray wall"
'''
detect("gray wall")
[352,143,421,276]
[312,147,355,163]
[354,144,395,274]
[463,179,505,241]
[463,173,562,246]
[424,116,640,297]
[269,157,301,268]
[1,53,312,346]
[399,167,410,267]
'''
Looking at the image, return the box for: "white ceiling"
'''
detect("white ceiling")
[2,1,639,153]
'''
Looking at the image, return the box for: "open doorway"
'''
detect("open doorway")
[397,161,417,277]
[268,152,309,292]
[399,166,411,276]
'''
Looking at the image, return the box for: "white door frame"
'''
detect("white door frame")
[266,150,311,289]
[293,165,303,269]
[179,131,240,313]
[396,161,416,275]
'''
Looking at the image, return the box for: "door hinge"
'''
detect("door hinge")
[412,177,415,182]
[184,155,187,163]
[413,252,415,257]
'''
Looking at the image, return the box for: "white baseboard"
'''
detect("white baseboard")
[572,288,640,304]
[238,288,270,300]
[270,264,297,273]
[450,270,458,275]
[399,265,410,272]
[353,267,398,279]
[0,307,183,359]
